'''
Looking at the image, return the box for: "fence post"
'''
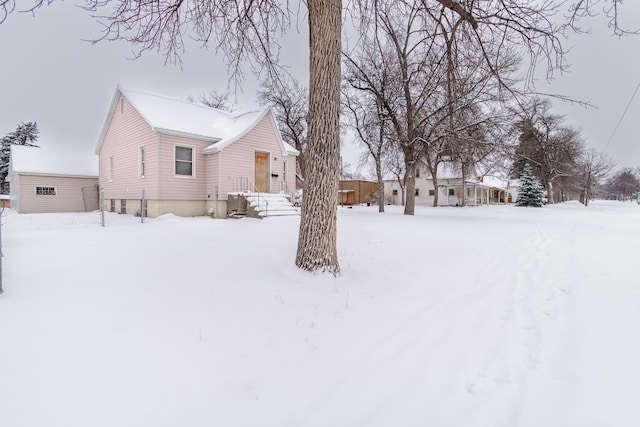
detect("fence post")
[141,189,145,223]
[100,188,105,227]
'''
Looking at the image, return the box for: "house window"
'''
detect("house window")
[121,199,126,214]
[392,189,398,196]
[283,161,287,182]
[139,147,145,178]
[429,189,435,196]
[415,188,420,196]
[108,156,114,182]
[175,146,194,176]
[110,199,115,212]
[449,189,455,196]
[416,168,420,178]
[141,199,148,218]
[35,186,56,195]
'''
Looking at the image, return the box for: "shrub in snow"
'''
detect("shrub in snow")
[516,163,545,207]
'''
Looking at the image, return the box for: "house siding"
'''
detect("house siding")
[9,172,21,212]
[217,116,296,199]
[205,152,221,199]
[157,133,210,200]
[98,95,160,201]
[15,174,99,213]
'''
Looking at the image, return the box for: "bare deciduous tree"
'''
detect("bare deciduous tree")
[606,167,640,201]
[186,89,236,111]
[342,85,389,212]
[578,148,614,206]
[512,98,585,204]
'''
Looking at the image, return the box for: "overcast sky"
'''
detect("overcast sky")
[1,2,639,171]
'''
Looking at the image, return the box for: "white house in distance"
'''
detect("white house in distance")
[384,164,512,207]
[8,145,99,213]
[96,86,299,218]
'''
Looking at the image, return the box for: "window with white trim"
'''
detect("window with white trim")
[175,145,194,177]
[36,186,56,195]
[283,160,287,182]
[139,147,145,178]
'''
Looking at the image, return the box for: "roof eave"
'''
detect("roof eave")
[13,171,99,179]
[155,128,220,143]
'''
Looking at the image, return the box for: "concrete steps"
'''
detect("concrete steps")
[244,193,300,218]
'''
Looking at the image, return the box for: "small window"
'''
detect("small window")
[175,146,193,176]
[416,168,420,178]
[141,199,148,218]
[139,147,145,178]
[415,188,420,196]
[392,189,398,196]
[449,189,455,196]
[35,186,56,195]
[110,199,115,212]
[121,199,126,214]
[283,160,287,182]
[429,189,435,196]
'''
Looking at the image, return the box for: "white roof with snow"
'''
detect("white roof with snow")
[10,145,98,177]
[96,86,299,156]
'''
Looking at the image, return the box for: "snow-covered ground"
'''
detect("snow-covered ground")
[1,200,639,427]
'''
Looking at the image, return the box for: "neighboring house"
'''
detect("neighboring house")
[384,164,509,207]
[8,145,99,213]
[96,86,299,218]
[338,180,378,205]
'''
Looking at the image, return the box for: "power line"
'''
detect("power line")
[604,82,640,152]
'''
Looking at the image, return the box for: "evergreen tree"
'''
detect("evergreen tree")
[1,122,40,188]
[516,163,545,207]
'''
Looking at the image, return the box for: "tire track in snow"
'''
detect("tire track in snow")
[463,218,573,427]
[298,216,575,427]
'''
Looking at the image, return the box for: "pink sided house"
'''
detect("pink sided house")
[95,86,299,218]
[8,145,99,214]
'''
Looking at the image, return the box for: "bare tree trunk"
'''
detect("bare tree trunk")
[432,175,439,207]
[404,159,416,215]
[295,0,341,274]
[546,179,554,204]
[460,164,467,207]
[376,156,385,213]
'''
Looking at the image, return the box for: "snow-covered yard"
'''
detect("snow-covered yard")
[1,201,639,427]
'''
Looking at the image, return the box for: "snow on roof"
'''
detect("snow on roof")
[10,145,98,177]
[101,87,298,156]
[122,88,263,142]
